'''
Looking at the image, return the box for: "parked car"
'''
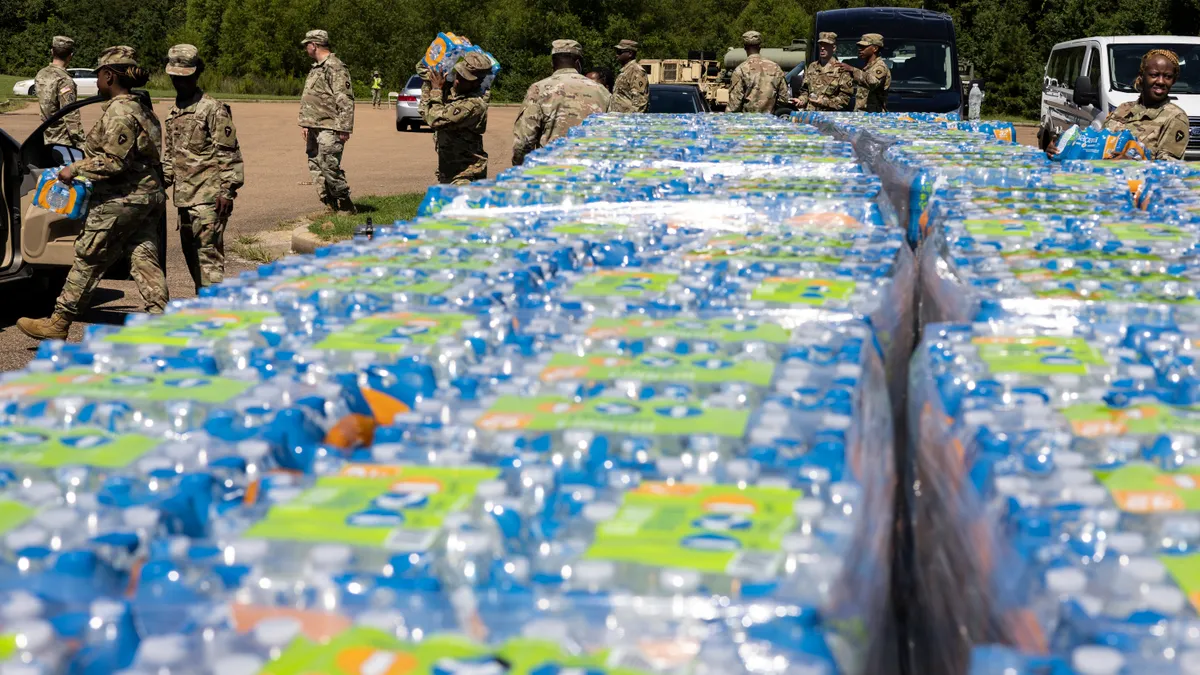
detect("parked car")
[648,84,710,113]
[1039,36,1200,160]
[0,92,165,303]
[11,69,99,98]
[395,75,424,131]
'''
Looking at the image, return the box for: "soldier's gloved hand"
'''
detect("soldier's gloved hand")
[215,195,234,219]
[337,132,351,143]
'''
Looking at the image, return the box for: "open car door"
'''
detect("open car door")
[18,91,167,283]
[0,128,19,279]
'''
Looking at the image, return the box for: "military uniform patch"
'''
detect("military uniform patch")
[1178,129,1187,143]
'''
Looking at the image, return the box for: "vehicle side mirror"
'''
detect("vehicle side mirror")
[1072,75,1097,107]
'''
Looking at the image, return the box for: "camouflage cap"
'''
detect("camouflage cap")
[817,32,838,45]
[96,46,138,70]
[301,30,330,47]
[51,36,75,52]
[857,33,884,48]
[551,39,583,57]
[453,51,493,81]
[613,39,639,52]
[165,44,201,76]
[742,31,762,46]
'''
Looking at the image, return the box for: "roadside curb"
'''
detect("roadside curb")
[290,224,327,255]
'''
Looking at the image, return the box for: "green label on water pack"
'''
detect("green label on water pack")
[972,336,1107,375]
[1102,222,1186,242]
[272,273,454,296]
[1161,555,1200,613]
[540,352,774,387]
[570,271,678,298]
[262,628,630,675]
[962,219,1045,237]
[551,221,630,236]
[623,168,687,180]
[521,164,589,177]
[688,234,849,265]
[0,369,250,403]
[408,216,503,231]
[0,499,35,537]
[1061,403,1200,437]
[1094,464,1200,514]
[750,277,857,305]
[245,464,499,550]
[315,312,472,353]
[585,317,791,344]
[1047,173,1114,189]
[104,309,277,347]
[0,427,158,468]
[476,396,749,437]
[584,482,802,575]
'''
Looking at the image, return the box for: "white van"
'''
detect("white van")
[1040,36,1200,159]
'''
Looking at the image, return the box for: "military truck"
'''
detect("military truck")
[639,51,724,110]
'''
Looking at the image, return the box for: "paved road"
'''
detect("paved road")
[0,100,520,371]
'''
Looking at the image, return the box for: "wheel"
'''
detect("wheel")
[396,119,404,132]
[27,84,36,96]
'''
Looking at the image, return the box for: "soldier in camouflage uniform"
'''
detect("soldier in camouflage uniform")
[163,44,245,292]
[425,52,492,185]
[793,32,854,112]
[841,33,891,112]
[299,30,355,213]
[35,36,85,148]
[1103,49,1190,160]
[512,40,611,165]
[18,47,168,341]
[609,39,648,113]
[727,31,789,114]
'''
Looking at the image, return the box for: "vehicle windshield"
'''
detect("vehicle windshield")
[1109,44,1200,94]
[405,75,422,90]
[834,39,954,91]
[649,88,701,113]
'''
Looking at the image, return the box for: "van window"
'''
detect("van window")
[1086,48,1100,89]
[1048,46,1086,86]
[835,39,953,91]
[1109,43,1200,94]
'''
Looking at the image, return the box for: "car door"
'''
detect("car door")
[69,69,99,97]
[18,92,166,280]
[0,128,19,277]
[1043,45,1087,136]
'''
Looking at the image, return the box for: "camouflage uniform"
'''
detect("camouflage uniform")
[299,30,354,206]
[36,37,85,147]
[609,41,649,113]
[797,33,855,112]
[59,49,168,325]
[727,32,789,114]
[512,40,611,165]
[425,52,491,185]
[163,45,245,291]
[849,34,891,113]
[1104,100,1190,161]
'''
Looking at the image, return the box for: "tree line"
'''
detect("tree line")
[2,0,1199,114]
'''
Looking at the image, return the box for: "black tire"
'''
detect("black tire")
[27,84,36,96]
[396,119,405,132]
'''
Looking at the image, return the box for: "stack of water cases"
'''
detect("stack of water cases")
[788,107,1200,674]
[0,114,928,675]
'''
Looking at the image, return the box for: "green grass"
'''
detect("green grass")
[230,234,278,263]
[307,193,424,242]
[984,114,1040,125]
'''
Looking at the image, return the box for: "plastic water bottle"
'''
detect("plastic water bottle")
[968,83,983,122]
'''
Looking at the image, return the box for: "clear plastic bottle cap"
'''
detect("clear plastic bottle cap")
[1,592,43,620]
[1127,365,1156,380]
[1053,450,1086,469]
[22,482,60,505]
[563,429,595,447]
[231,539,270,563]
[1045,567,1087,594]
[237,440,271,460]
[564,485,596,504]
[89,598,125,622]
[214,654,266,675]
[992,475,1031,496]
[1076,594,1103,617]
[1049,374,1082,387]
[1106,532,1145,555]
[1145,584,1187,615]
[475,480,507,500]
[522,618,572,642]
[1123,557,1167,583]
[0,665,41,675]
[1066,485,1109,506]
[138,634,188,665]
[1178,650,1200,675]
[793,498,825,520]
[123,506,160,529]
[573,560,615,585]
[660,569,701,592]
[726,459,757,481]
[962,410,994,427]
[583,502,620,523]
[35,507,77,530]
[253,617,303,647]
[456,530,492,554]
[1058,469,1095,487]
[1071,645,1124,675]
[821,414,852,430]
[5,527,47,551]
[308,544,353,568]
[781,533,816,554]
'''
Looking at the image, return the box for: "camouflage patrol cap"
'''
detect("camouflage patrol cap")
[301,30,330,47]
[742,31,762,46]
[51,36,75,53]
[552,40,583,57]
[96,46,139,70]
[857,33,884,48]
[817,32,838,46]
[454,51,493,81]
[614,39,639,52]
[165,44,201,76]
